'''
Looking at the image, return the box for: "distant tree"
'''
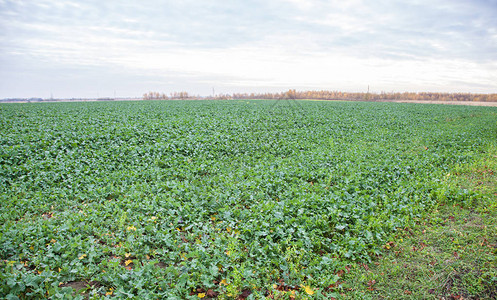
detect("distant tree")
[143,90,497,102]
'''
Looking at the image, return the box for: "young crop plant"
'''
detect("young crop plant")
[1,100,496,298]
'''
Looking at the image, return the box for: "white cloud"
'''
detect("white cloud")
[1,0,496,98]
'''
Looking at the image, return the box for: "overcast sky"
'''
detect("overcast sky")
[1,0,496,98]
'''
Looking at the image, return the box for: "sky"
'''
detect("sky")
[1,0,497,99]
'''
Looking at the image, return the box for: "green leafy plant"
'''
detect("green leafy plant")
[1,100,495,298]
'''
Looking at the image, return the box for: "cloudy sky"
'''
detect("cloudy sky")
[1,0,496,98]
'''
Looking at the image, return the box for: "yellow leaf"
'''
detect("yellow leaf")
[226,250,231,256]
[127,226,136,231]
[198,293,206,298]
[151,216,157,220]
[300,285,314,295]
[125,260,133,266]
[226,227,231,233]
[58,268,61,272]
[145,255,150,260]
[220,279,228,286]
[125,253,131,258]
[29,246,34,250]
[78,254,87,260]
[210,216,216,221]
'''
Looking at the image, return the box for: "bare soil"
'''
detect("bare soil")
[376,99,497,107]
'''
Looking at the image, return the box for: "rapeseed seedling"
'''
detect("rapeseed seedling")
[0,100,495,298]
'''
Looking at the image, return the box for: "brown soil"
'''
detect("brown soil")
[59,281,88,291]
[376,99,497,107]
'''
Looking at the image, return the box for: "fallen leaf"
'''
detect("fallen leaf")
[206,289,217,297]
[419,242,427,251]
[300,285,314,295]
[367,280,376,291]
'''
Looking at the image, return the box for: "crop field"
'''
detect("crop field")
[1,100,496,299]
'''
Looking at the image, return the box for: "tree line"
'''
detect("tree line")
[143,90,497,102]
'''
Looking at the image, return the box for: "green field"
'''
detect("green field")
[1,100,496,299]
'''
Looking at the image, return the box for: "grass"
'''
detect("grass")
[340,144,497,299]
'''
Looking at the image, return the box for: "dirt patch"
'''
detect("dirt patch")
[59,281,88,291]
[155,261,168,269]
[377,100,497,107]
[59,281,102,298]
